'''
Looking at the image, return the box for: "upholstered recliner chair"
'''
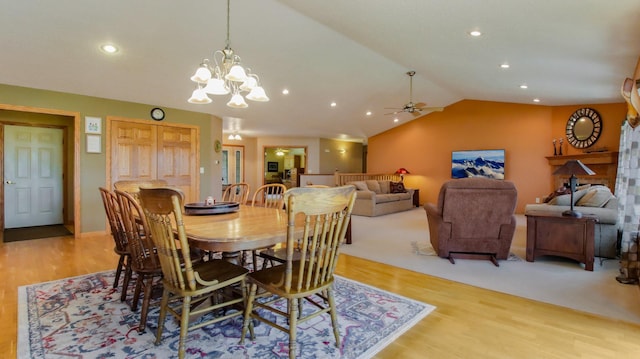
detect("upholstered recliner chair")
[425,177,518,266]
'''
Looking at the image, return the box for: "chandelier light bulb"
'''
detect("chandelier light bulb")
[204,77,230,95]
[227,93,248,108]
[190,65,212,83]
[246,86,269,102]
[188,88,212,104]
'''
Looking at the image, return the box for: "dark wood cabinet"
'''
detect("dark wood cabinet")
[525,211,596,271]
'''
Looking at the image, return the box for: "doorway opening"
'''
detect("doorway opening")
[263,146,307,188]
[0,106,79,242]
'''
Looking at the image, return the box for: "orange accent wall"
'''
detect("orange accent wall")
[368,100,625,213]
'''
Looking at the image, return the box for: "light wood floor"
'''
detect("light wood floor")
[2,233,640,358]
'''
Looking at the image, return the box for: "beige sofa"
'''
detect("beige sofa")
[524,185,619,258]
[347,179,414,216]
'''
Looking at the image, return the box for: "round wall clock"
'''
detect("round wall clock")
[565,107,602,149]
[214,140,222,153]
[150,107,165,121]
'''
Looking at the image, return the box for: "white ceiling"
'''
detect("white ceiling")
[1,0,639,142]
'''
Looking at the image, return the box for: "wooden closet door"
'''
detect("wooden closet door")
[111,121,157,181]
[109,118,199,203]
[157,126,198,202]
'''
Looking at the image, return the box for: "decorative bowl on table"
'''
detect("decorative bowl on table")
[184,201,240,215]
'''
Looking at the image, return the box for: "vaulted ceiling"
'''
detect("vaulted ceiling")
[1,1,639,142]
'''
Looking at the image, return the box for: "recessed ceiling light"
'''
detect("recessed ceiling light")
[282,89,289,95]
[100,44,118,54]
[393,118,399,123]
[469,30,482,37]
[500,63,510,69]
[366,111,372,116]
[533,98,541,103]
[330,102,337,107]
[520,84,528,89]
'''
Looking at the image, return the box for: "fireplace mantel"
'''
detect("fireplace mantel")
[545,152,619,191]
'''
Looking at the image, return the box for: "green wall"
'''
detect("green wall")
[0,84,221,233]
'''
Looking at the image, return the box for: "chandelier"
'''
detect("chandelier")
[188,0,268,108]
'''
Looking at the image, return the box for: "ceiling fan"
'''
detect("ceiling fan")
[385,71,443,117]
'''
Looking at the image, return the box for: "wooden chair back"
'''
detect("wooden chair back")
[114,180,168,201]
[281,186,356,294]
[251,183,287,209]
[99,187,128,254]
[138,187,197,291]
[115,189,160,272]
[222,183,250,204]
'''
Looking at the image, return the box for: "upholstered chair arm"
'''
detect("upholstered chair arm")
[425,203,450,257]
[355,190,375,201]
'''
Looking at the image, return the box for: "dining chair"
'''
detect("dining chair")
[240,185,356,359]
[115,189,165,334]
[138,187,251,359]
[251,183,287,208]
[114,179,168,201]
[222,183,250,204]
[248,183,288,270]
[99,187,131,301]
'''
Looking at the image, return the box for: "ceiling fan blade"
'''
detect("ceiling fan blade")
[384,110,402,115]
[422,107,444,112]
[384,107,403,110]
[411,111,422,117]
[413,102,427,108]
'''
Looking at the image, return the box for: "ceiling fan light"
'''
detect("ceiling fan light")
[227,93,248,108]
[226,64,248,82]
[204,77,230,95]
[190,65,212,83]
[234,134,242,140]
[246,86,269,102]
[188,88,212,104]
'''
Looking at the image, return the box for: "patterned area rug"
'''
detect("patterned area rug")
[411,241,522,261]
[18,271,435,358]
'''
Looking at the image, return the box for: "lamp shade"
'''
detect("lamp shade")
[395,168,410,175]
[552,160,595,176]
[187,88,212,104]
[227,93,248,108]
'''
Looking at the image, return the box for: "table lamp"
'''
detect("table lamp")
[395,168,410,182]
[552,160,595,217]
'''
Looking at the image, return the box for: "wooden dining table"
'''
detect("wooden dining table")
[181,205,352,261]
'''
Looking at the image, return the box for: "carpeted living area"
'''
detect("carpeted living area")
[18,270,434,359]
[341,208,640,324]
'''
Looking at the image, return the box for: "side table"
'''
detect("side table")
[411,188,420,207]
[525,210,597,271]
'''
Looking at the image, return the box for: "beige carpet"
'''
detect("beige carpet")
[341,208,640,324]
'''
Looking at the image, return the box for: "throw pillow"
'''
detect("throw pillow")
[348,181,368,191]
[548,188,590,206]
[379,180,391,194]
[365,180,382,194]
[390,181,406,193]
[576,186,614,207]
[543,186,570,203]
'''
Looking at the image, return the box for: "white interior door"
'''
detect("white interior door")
[4,125,64,228]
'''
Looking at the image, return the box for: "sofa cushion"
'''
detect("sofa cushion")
[376,192,411,203]
[366,180,382,194]
[379,180,391,194]
[548,188,590,206]
[348,181,369,191]
[576,186,615,207]
[390,181,406,193]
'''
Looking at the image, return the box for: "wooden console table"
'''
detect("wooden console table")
[525,210,596,271]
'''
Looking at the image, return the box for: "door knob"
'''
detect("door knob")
[5,180,15,184]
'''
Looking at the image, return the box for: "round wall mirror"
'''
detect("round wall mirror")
[565,108,602,149]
